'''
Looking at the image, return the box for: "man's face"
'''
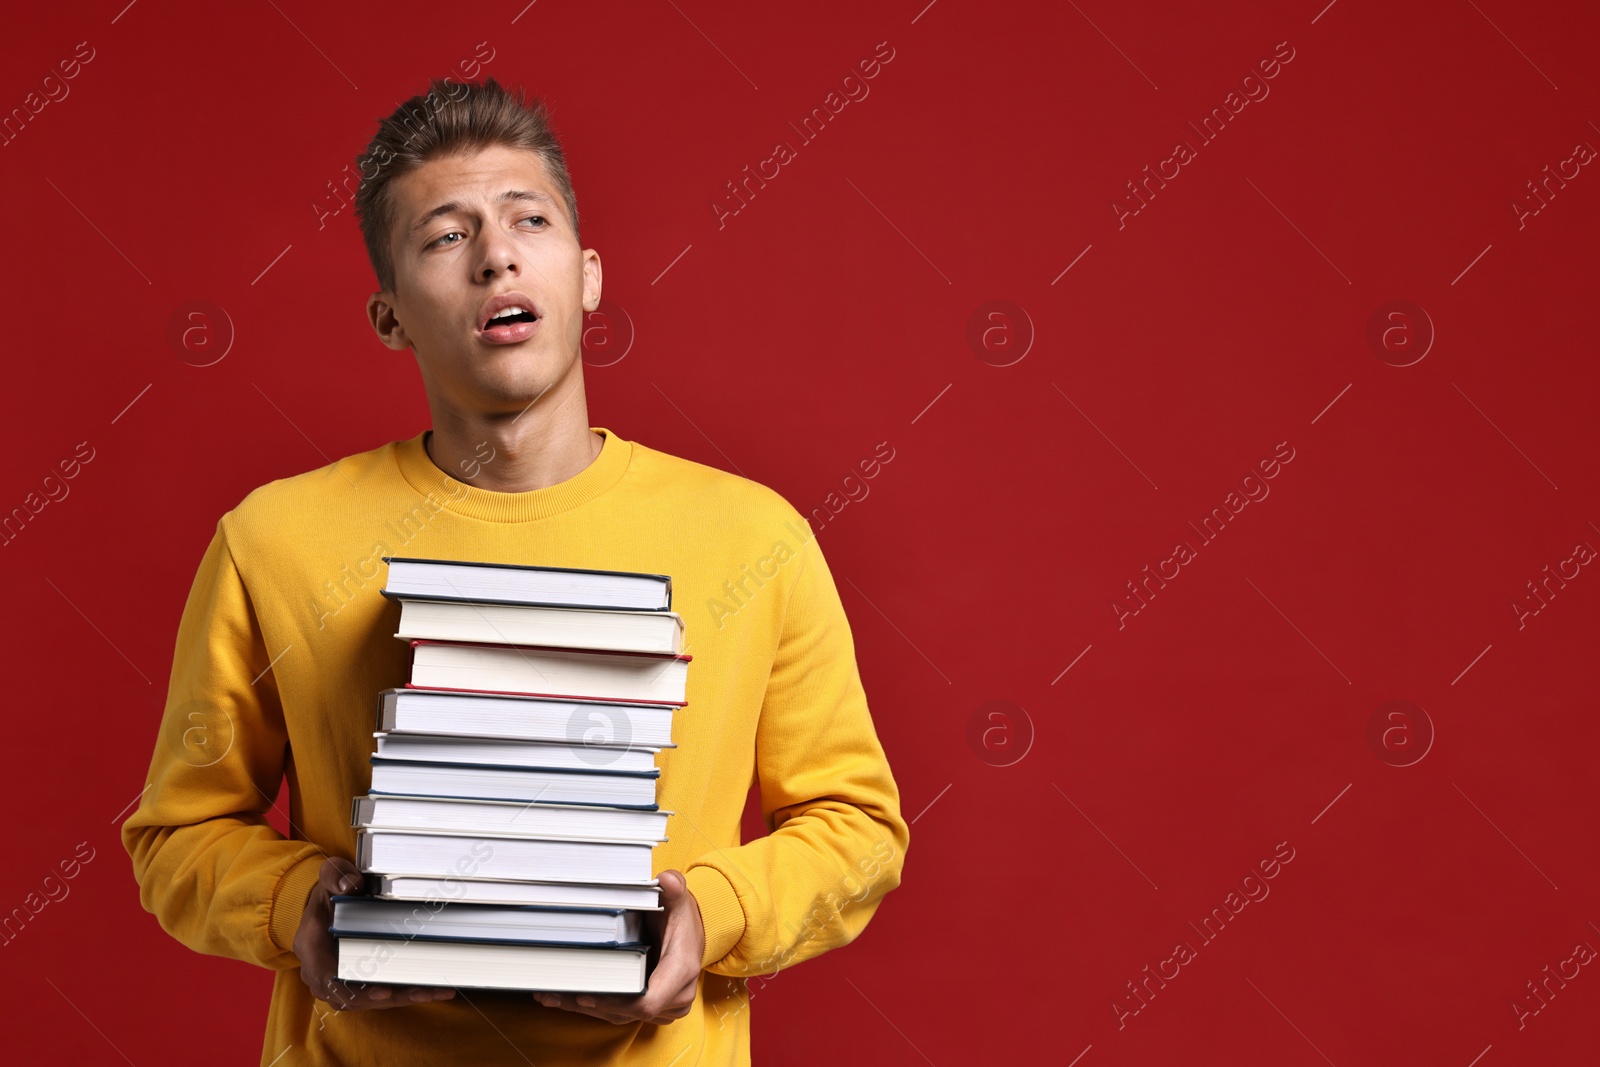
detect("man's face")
[368,144,599,418]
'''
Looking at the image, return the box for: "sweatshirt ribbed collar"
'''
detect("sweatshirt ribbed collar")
[392,426,631,523]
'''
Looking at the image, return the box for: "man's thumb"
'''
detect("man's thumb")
[322,856,362,895]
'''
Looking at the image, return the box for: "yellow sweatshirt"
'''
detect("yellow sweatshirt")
[120,427,908,1066]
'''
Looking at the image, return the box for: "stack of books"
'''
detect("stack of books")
[332,556,690,994]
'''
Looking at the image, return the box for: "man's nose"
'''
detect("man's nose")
[477,230,519,278]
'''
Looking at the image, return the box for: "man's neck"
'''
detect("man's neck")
[424,403,604,494]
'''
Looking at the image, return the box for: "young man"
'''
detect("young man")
[120,77,908,1065]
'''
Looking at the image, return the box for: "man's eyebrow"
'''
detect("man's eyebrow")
[409,189,561,234]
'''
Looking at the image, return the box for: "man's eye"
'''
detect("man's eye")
[429,216,542,249]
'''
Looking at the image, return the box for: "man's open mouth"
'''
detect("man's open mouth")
[480,304,542,344]
[484,308,538,329]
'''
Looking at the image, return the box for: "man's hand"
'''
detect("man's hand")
[532,868,706,1025]
[294,856,458,1011]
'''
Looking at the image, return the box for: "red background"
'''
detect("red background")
[2,0,1597,1063]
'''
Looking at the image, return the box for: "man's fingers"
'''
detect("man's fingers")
[535,995,641,1027]
[597,975,697,1021]
[322,981,455,1011]
[528,871,702,1026]
[318,856,364,896]
[646,995,695,1024]
[297,857,449,1015]
[361,984,455,1008]
[643,947,699,1010]
[629,923,702,1017]
[534,992,636,1022]
[533,988,695,1026]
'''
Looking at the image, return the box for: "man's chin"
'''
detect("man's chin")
[471,379,560,417]
[433,347,577,415]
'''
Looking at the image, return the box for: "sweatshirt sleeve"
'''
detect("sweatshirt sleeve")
[683,526,910,976]
[120,519,327,971]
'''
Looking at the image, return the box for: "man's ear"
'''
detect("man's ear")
[367,291,412,351]
[581,248,603,313]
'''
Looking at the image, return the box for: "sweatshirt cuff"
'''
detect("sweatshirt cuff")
[684,864,745,971]
[269,853,327,955]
